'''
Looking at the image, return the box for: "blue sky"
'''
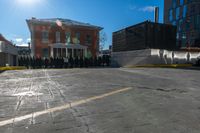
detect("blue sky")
[0,0,164,49]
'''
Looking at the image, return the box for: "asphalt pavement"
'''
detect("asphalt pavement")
[0,68,200,133]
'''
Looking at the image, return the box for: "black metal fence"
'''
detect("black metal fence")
[18,55,111,69]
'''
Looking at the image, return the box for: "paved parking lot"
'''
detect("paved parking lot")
[0,68,200,133]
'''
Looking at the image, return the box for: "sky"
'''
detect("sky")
[0,0,164,49]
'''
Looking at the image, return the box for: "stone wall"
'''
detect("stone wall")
[111,49,200,67]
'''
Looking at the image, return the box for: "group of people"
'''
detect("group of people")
[18,55,111,69]
[195,58,200,66]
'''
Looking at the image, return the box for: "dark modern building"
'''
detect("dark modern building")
[112,21,177,52]
[164,0,200,48]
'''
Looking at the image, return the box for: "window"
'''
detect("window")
[75,32,80,44]
[169,9,174,22]
[42,48,48,57]
[42,30,49,43]
[86,34,92,44]
[65,32,71,44]
[56,31,60,43]
[176,7,180,19]
[190,4,195,15]
[186,18,190,30]
[183,5,187,18]
[172,0,177,8]
[176,33,180,39]
[180,0,184,5]
[172,21,176,26]
[179,19,183,31]
[195,15,200,29]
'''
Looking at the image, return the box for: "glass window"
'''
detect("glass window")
[183,5,187,18]
[176,7,180,19]
[42,48,48,57]
[172,0,177,8]
[186,18,191,30]
[180,0,184,5]
[176,33,179,39]
[195,15,200,29]
[42,30,49,43]
[169,9,173,22]
[75,32,80,44]
[179,19,183,31]
[190,4,195,14]
[65,32,71,44]
[56,31,60,43]
[172,21,177,26]
[85,34,92,44]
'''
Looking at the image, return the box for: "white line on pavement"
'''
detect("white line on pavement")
[0,87,132,127]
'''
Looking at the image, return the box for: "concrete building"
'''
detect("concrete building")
[164,0,200,48]
[111,21,200,67]
[113,21,177,52]
[0,34,18,66]
[26,18,103,58]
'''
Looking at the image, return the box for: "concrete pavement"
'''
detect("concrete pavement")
[0,68,200,133]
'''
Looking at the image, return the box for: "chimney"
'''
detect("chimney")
[154,7,159,23]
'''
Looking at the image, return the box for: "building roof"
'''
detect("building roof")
[26,18,103,30]
[0,34,12,45]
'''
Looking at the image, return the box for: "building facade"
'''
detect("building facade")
[0,34,18,66]
[112,21,177,52]
[164,0,200,48]
[26,18,103,58]
[17,45,31,57]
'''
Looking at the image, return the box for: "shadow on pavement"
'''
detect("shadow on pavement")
[0,70,5,74]
[176,66,200,71]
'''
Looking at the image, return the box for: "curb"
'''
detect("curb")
[125,64,193,68]
[0,66,26,71]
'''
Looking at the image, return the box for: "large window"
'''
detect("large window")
[85,34,92,44]
[172,21,176,26]
[183,5,187,18]
[42,30,49,43]
[195,15,200,29]
[65,32,71,44]
[56,31,60,43]
[180,0,184,5]
[42,48,48,57]
[179,19,183,31]
[169,9,174,22]
[176,7,180,19]
[172,0,177,8]
[75,32,80,44]
[186,18,191,31]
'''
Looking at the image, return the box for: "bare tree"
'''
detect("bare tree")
[99,31,107,52]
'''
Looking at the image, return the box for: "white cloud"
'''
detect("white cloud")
[139,6,155,12]
[26,38,31,42]
[16,43,29,47]
[15,38,23,43]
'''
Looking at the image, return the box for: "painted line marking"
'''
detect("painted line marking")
[0,87,132,127]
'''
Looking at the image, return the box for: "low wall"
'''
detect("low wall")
[111,49,200,67]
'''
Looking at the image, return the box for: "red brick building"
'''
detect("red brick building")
[26,18,103,58]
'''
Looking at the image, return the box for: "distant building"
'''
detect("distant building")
[0,34,18,66]
[164,0,200,48]
[112,21,177,52]
[26,18,103,58]
[17,43,31,57]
